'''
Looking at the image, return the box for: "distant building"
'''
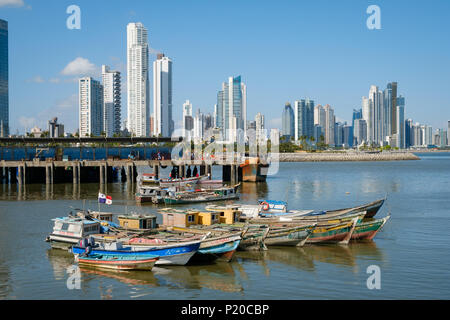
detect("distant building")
[353,119,367,146]
[282,103,294,140]
[0,19,9,136]
[153,53,173,137]
[323,104,335,147]
[30,126,43,138]
[270,128,280,146]
[294,99,314,142]
[127,22,150,137]
[255,112,265,142]
[48,117,64,138]
[102,65,121,137]
[448,121,450,146]
[79,77,103,137]
[216,76,246,143]
[183,100,193,140]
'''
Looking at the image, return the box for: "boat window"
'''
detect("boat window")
[212,214,216,221]
[61,223,70,231]
[188,215,194,222]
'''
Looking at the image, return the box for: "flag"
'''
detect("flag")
[106,195,112,205]
[98,193,106,204]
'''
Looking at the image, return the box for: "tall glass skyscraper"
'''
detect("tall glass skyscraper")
[294,99,314,142]
[0,19,9,136]
[282,102,294,140]
[216,76,246,142]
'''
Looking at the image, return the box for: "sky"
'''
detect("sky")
[1,0,450,134]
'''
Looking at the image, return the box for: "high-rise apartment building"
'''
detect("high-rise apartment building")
[282,102,294,140]
[323,104,335,146]
[153,53,173,137]
[294,99,314,142]
[79,77,103,137]
[182,100,193,140]
[389,82,398,135]
[0,19,8,136]
[255,112,265,142]
[216,76,247,142]
[127,22,150,137]
[102,65,121,137]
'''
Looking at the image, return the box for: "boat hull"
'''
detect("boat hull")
[306,220,358,244]
[76,255,158,271]
[192,239,241,263]
[351,216,390,241]
[264,226,314,247]
[164,195,239,205]
[72,241,201,266]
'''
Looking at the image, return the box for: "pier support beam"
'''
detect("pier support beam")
[100,165,105,184]
[18,166,23,185]
[72,163,79,184]
[230,165,236,185]
[153,164,159,180]
[45,164,54,184]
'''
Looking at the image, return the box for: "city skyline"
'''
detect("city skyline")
[1,1,450,135]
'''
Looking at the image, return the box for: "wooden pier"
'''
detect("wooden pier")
[0,159,247,185]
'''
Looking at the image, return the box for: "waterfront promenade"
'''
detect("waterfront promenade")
[274,151,420,162]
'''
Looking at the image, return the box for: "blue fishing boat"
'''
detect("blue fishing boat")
[190,234,242,263]
[74,253,159,271]
[71,239,202,266]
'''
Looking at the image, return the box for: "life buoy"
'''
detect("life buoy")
[261,201,270,211]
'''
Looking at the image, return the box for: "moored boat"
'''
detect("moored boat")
[306,218,359,245]
[351,216,390,241]
[74,253,159,271]
[263,224,317,247]
[193,233,242,263]
[72,238,203,266]
[159,175,207,188]
[163,185,240,205]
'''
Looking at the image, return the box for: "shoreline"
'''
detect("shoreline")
[271,152,421,162]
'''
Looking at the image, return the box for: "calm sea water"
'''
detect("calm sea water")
[1,152,449,299]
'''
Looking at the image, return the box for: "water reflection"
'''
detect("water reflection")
[236,242,385,274]
[154,263,244,293]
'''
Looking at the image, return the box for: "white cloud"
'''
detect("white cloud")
[27,76,45,83]
[61,57,100,77]
[0,0,25,7]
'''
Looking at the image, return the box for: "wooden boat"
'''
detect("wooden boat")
[247,210,365,225]
[237,198,386,220]
[263,223,317,247]
[193,233,242,262]
[306,218,359,245]
[138,173,159,186]
[71,238,203,266]
[159,175,207,188]
[239,157,270,182]
[74,253,159,271]
[326,198,386,219]
[351,216,390,241]
[163,185,240,205]
[135,186,169,204]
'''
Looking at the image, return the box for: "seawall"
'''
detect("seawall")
[271,152,420,162]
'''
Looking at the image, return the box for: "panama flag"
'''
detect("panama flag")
[98,193,107,204]
[105,195,112,205]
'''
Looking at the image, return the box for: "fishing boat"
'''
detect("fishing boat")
[159,175,207,188]
[237,198,386,220]
[263,223,317,247]
[192,233,242,263]
[138,173,159,186]
[74,253,159,271]
[326,198,386,219]
[71,238,203,266]
[306,218,360,245]
[163,185,240,205]
[351,216,390,241]
[45,217,103,250]
[135,186,169,204]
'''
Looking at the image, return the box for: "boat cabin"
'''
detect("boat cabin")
[90,211,114,222]
[51,217,101,239]
[197,211,220,226]
[214,186,237,197]
[159,208,199,228]
[205,205,242,224]
[117,214,157,230]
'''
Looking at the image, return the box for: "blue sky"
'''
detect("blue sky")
[1,0,450,134]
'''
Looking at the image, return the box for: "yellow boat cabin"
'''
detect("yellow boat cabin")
[205,205,242,224]
[159,208,199,228]
[117,214,157,230]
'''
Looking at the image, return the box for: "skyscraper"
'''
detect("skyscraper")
[448,121,450,146]
[255,112,265,142]
[396,104,405,149]
[389,82,398,135]
[127,22,150,137]
[216,76,246,142]
[354,119,367,146]
[182,100,193,140]
[323,104,335,146]
[294,99,314,142]
[0,19,8,136]
[79,77,103,137]
[102,65,121,137]
[282,102,294,140]
[153,53,173,137]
